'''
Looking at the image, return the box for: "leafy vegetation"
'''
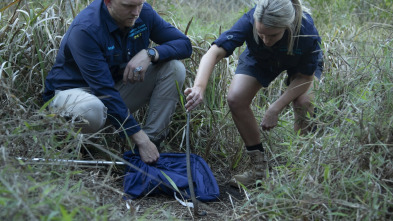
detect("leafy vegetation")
[1,0,392,220]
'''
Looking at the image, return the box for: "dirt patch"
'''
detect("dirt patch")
[124,184,246,220]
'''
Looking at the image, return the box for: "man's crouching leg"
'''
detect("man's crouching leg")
[143,60,186,147]
[49,88,107,133]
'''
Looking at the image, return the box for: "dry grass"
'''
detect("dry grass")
[1,0,393,220]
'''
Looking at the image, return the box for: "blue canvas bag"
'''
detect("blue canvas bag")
[123,151,220,202]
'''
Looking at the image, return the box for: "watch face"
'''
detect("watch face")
[148,48,156,57]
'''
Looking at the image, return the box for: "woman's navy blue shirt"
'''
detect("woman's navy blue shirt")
[43,0,192,136]
[213,7,323,87]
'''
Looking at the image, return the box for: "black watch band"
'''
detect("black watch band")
[146,48,156,62]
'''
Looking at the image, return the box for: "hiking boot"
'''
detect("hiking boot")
[229,150,267,187]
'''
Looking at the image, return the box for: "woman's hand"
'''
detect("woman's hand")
[184,86,204,111]
[261,107,279,131]
[183,45,227,112]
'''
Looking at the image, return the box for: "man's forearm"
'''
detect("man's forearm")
[154,39,192,62]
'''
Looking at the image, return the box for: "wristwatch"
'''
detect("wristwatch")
[146,48,156,62]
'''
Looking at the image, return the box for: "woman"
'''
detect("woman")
[184,0,323,187]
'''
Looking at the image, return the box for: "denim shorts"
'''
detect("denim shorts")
[235,59,323,87]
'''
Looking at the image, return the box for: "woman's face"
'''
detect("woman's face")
[255,21,285,47]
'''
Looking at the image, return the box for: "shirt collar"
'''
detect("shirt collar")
[100,0,119,33]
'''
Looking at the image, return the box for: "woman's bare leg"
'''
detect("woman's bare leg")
[227,74,262,146]
[292,77,317,134]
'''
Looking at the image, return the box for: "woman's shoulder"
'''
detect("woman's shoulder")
[300,12,319,36]
[292,12,321,52]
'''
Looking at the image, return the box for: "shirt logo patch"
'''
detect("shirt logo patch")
[279,47,302,55]
[129,24,147,40]
[293,48,302,55]
[108,45,115,50]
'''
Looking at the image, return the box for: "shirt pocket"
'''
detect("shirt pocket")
[249,45,273,62]
[105,49,124,82]
[104,48,122,65]
[279,54,300,70]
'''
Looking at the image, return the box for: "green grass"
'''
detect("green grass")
[1,0,393,220]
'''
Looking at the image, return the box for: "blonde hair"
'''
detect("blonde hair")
[253,0,310,55]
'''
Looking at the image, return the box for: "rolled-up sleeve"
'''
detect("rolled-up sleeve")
[294,38,322,76]
[212,9,254,57]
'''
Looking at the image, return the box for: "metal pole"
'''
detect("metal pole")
[16,157,125,166]
[186,111,199,215]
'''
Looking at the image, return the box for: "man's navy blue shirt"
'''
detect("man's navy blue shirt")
[43,0,192,136]
[213,7,322,87]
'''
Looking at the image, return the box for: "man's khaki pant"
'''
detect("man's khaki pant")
[49,60,185,142]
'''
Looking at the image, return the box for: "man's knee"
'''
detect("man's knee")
[153,60,186,99]
[77,98,107,133]
[167,60,186,86]
[51,88,107,133]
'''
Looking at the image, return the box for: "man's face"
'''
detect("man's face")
[106,0,145,29]
[255,21,285,47]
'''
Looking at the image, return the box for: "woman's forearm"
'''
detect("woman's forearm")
[193,45,227,90]
[270,73,314,113]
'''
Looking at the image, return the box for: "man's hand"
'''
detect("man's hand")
[130,130,159,164]
[138,140,160,164]
[123,49,151,84]
[261,107,279,131]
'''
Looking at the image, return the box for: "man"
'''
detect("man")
[43,0,192,164]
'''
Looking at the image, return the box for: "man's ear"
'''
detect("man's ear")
[104,0,111,6]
